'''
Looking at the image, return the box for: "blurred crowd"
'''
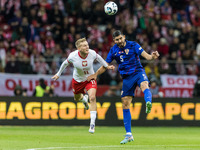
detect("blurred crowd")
[0,0,200,89]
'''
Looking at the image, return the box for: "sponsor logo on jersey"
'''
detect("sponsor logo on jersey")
[82,61,87,67]
[125,49,129,55]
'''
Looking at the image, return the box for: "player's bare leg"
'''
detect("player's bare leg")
[120,96,134,144]
[87,88,97,133]
[74,93,89,110]
[140,81,152,113]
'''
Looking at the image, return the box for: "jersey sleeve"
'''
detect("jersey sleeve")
[134,43,144,55]
[105,48,114,63]
[56,54,72,76]
[96,53,108,68]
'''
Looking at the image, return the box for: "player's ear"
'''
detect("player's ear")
[123,35,126,39]
[77,44,81,50]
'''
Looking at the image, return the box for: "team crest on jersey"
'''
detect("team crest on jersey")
[125,49,129,55]
[82,61,87,67]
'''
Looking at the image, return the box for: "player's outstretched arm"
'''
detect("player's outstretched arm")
[52,74,59,81]
[88,52,114,81]
[87,64,114,81]
[51,59,70,81]
[141,51,160,60]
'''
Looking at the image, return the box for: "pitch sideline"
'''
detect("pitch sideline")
[26,144,200,150]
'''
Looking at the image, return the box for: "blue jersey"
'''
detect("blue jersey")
[106,40,144,78]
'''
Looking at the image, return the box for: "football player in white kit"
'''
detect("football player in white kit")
[52,38,115,133]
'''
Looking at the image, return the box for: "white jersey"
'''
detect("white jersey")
[56,49,108,82]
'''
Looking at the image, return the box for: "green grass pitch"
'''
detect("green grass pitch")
[0,126,200,150]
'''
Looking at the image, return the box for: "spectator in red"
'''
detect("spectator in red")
[191,10,200,26]
[45,32,55,49]
[2,24,12,41]
[32,36,45,54]
[40,0,51,10]
[161,1,172,21]
[157,38,169,57]
[88,24,103,43]
[186,61,199,75]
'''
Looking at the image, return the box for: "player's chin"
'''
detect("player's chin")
[118,43,123,48]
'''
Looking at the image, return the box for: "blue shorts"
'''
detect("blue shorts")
[121,71,149,97]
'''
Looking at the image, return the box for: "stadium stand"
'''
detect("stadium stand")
[0,0,199,97]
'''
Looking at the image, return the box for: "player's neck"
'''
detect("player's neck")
[124,41,126,47]
[79,51,88,58]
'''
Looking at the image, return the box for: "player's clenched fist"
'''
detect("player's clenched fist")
[151,51,159,59]
[107,65,115,70]
[51,74,59,81]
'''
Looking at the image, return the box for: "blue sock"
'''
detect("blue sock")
[144,89,152,103]
[123,109,131,133]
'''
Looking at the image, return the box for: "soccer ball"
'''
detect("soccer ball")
[104,1,118,15]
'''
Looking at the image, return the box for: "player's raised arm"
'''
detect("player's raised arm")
[141,51,160,60]
[96,53,115,70]
[51,59,71,81]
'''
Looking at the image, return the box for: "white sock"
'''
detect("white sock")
[90,111,97,125]
[79,95,87,103]
[126,132,132,135]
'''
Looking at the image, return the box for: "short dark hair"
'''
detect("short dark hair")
[112,30,123,39]
[39,78,44,83]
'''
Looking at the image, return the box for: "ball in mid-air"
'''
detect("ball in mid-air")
[104,1,118,15]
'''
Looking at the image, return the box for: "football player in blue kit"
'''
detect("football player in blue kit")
[87,30,159,144]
